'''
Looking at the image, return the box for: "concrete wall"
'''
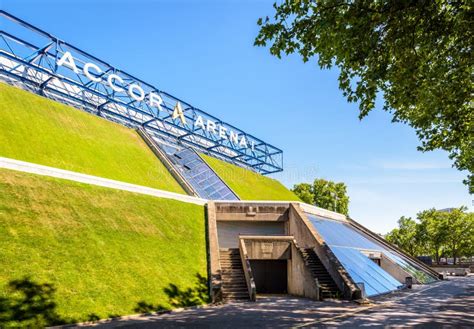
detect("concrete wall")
[218,222,286,249]
[208,201,361,302]
[288,204,361,300]
[243,239,291,260]
[288,244,319,300]
[215,202,289,222]
[241,237,319,300]
[207,202,222,303]
[380,254,420,284]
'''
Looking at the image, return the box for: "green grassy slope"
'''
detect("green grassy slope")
[0,169,207,326]
[201,153,300,201]
[0,83,184,194]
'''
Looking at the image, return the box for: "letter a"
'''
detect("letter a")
[57,51,78,73]
[172,101,187,124]
[195,115,205,130]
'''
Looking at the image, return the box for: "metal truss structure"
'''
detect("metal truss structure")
[0,11,283,175]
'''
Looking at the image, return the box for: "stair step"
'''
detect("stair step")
[223,287,247,291]
[221,249,249,301]
[221,263,243,266]
[300,247,341,300]
[221,272,245,277]
[220,258,241,261]
[222,279,246,283]
[222,283,246,286]
[222,273,245,276]
[221,267,244,271]
[222,278,246,282]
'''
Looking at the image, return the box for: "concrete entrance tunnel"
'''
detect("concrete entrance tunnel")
[207,201,441,303]
[250,260,288,294]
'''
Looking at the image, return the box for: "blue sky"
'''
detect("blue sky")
[3,0,472,233]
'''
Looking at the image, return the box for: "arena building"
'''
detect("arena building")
[0,10,440,307]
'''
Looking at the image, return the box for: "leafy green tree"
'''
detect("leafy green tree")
[385,216,420,256]
[292,183,313,204]
[445,207,474,264]
[292,178,349,215]
[255,0,474,192]
[386,207,473,263]
[462,212,474,258]
[417,209,449,264]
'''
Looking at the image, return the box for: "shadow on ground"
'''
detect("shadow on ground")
[93,277,474,328]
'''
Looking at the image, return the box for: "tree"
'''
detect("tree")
[386,207,473,263]
[417,208,449,264]
[255,1,474,193]
[444,207,474,264]
[292,183,313,204]
[385,216,420,256]
[462,212,474,258]
[292,178,349,215]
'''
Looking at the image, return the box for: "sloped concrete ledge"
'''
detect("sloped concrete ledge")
[0,157,207,205]
[289,203,361,300]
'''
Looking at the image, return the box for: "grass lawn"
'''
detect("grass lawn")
[0,169,207,326]
[200,154,300,201]
[0,83,184,194]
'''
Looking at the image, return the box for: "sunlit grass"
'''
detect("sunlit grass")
[0,169,207,323]
[0,82,184,194]
[201,153,300,201]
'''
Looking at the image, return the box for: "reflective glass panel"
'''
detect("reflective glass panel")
[165,147,238,200]
[307,214,437,296]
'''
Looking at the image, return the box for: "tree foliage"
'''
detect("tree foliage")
[385,216,421,256]
[386,207,473,264]
[292,178,349,215]
[255,0,474,192]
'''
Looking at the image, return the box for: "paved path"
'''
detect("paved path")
[88,276,473,328]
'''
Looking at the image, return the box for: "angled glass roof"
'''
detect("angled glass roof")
[330,246,401,296]
[307,214,436,297]
[161,144,238,200]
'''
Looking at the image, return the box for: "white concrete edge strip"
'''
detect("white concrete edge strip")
[0,157,347,221]
[0,157,207,206]
[211,200,347,221]
[298,202,347,221]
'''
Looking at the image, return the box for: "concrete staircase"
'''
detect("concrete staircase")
[219,249,250,301]
[300,248,340,299]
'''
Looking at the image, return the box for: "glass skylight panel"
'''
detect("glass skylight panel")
[306,214,437,296]
[331,246,402,296]
[167,147,238,200]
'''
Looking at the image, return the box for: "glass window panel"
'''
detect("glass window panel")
[306,214,437,295]
[167,147,238,200]
[331,246,402,296]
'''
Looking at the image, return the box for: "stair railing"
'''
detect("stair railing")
[239,237,257,302]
